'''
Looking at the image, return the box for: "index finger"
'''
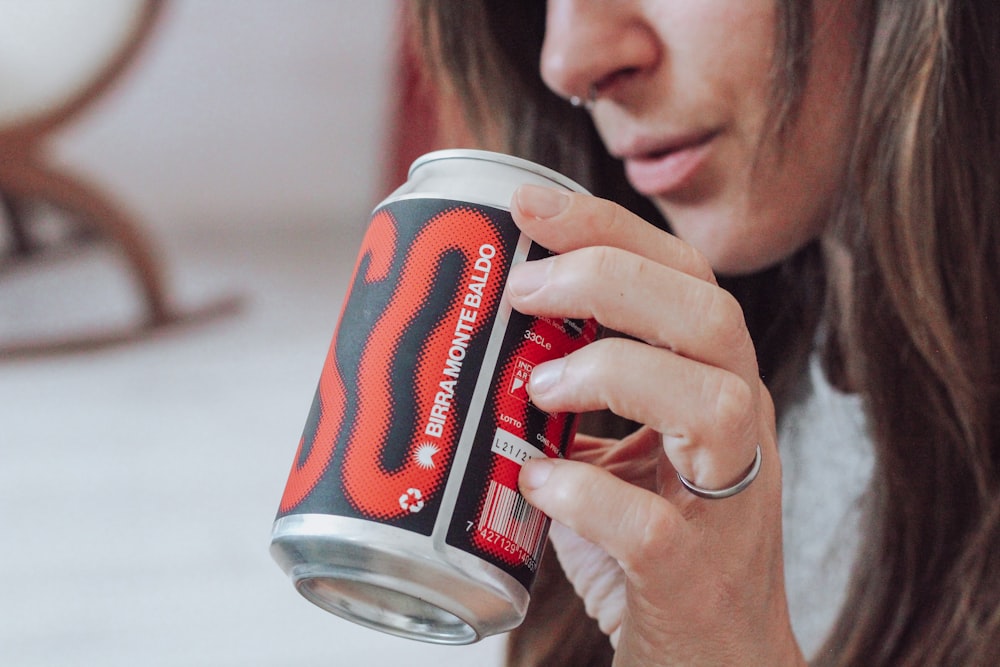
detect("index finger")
[511,184,717,285]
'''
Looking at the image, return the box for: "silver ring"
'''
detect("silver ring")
[569,84,598,110]
[676,445,762,500]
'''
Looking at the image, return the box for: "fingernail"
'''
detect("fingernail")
[516,184,570,220]
[528,358,565,395]
[520,458,554,490]
[506,259,550,297]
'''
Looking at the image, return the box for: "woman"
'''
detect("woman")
[415,1,1000,664]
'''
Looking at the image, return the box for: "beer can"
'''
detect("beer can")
[270,149,599,644]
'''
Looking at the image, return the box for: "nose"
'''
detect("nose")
[540,0,660,103]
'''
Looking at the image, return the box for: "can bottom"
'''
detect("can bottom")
[296,570,476,644]
[271,514,528,645]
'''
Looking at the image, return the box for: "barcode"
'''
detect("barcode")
[478,480,547,564]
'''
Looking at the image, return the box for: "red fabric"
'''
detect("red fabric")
[381,5,444,197]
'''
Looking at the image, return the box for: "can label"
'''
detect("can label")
[445,238,598,586]
[278,196,596,585]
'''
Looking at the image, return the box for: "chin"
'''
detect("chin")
[664,223,768,277]
[663,206,814,278]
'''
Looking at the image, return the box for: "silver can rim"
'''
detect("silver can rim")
[408,149,591,195]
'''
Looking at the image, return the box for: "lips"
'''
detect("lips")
[618,131,717,197]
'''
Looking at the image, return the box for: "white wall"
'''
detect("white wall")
[51,0,398,234]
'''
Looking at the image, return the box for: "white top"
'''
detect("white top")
[779,354,874,658]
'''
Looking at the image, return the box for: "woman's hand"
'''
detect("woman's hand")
[507,184,804,666]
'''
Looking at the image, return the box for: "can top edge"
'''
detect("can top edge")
[408,149,590,195]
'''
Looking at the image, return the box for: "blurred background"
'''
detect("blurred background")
[0,1,504,665]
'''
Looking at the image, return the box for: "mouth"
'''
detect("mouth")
[618,131,718,197]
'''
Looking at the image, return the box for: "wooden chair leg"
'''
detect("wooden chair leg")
[0,190,35,257]
[0,155,242,358]
[0,155,173,328]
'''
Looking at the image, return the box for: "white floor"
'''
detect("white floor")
[1,2,507,665]
[1,225,506,667]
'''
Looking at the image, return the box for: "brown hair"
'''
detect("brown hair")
[821,1,1000,664]
[413,1,1000,664]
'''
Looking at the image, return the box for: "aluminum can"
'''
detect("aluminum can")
[270,149,599,644]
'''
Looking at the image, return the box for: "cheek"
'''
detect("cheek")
[729,154,842,273]
[710,14,858,273]
[760,0,858,217]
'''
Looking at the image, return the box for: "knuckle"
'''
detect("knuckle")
[706,372,756,441]
[701,289,749,349]
[564,337,649,419]
[682,244,715,283]
[560,343,597,382]
[575,246,645,325]
[591,334,633,358]
[626,498,677,572]
[547,344,609,411]
[583,245,626,282]
[584,337,632,387]
[757,379,776,423]
[603,199,634,238]
[547,472,578,512]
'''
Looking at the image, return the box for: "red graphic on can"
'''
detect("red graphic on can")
[278,198,518,534]
[278,208,398,512]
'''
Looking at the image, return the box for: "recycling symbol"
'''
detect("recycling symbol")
[399,487,424,513]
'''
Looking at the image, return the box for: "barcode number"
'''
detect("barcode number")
[478,480,547,570]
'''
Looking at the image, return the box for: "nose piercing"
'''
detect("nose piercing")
[569,84,598,110]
